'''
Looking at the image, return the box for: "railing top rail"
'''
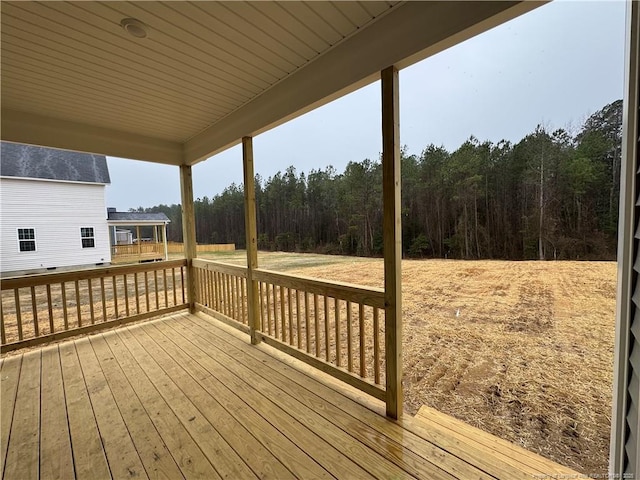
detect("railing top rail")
[193,258,248,278]
[1,259,187,290]
[254,268,385,309]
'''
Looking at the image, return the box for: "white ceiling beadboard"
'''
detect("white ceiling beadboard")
[0,1,540,165]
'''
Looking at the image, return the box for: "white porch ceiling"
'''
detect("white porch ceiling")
[1,1,542,166]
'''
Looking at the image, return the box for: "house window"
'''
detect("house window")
[81,227,95,248]
[18,228,36,252]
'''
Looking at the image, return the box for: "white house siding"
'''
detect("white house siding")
[0,178,111,274]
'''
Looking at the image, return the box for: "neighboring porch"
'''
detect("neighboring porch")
[1,311,577,480]
[107,210,170,265]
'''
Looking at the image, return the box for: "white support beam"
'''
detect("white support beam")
[1,109,183,165]
[381,66,402,419]
[184,1,542,165]
[180,165,197,313]
[242,137,261,345]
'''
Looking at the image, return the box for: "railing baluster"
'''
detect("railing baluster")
[144,272,150,312]
[230,274,236,320]
[14,290,23,340]
[123,274,130,317]
[272,284,279,338]
[163,269,169,308]
[134,273,140,314]
[208,270,214,308]
[61,283,69,330]
[112,276,119,319]
[172,267,178,306]
[347,301,353,373]
[240,277,246,325]
[154,270,160,315]
[359,303,365,378]
[226,274,232,318]
[75,280,82,327]
[0,296,6,344]
[180,267,186,304]
[324,295,330,362]
[279,286,286,343]
[265,282,272,336]
[46,284,54,334]
[88,279,95,324]
[258,282,265,331]
[30,286,39,337]
[100,277,107,322]
[304,292,310,353]
[335,298,341,367]
[295,290,301,349]
[287,288,293,346]
[314,293,319,358]
[236,276,242,322]
[373,307,380,385]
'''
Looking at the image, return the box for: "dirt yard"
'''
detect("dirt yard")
[195,252,616,475]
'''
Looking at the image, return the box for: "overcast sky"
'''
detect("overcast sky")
[106,1,626,211]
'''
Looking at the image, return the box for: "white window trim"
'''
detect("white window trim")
[17,227,37,253]
[80,226,96,249]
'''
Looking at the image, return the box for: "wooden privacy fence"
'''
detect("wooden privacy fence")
[0,259,188,352]
[167,243,235,254]
[192,258,386,400]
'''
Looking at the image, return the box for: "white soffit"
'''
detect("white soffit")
[0,1,542,166]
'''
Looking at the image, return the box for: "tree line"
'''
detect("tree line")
[136,99,622,260]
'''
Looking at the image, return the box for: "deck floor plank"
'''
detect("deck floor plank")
[135,322,327,480]
[143,320,365,480]
[415,406,575,476]
[184,313,533,480]
[75,337,148,479]
[59,341,112,480]
[114,326,257,480]
[156,318,431,480]
[1,311,580,480]
[87,334,185,480]
[3,351,40,480]
[170,315,480,480]
[100,330,221,480]
[0,355,22,477]
[39,345,75,480]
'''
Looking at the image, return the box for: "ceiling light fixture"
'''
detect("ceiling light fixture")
[120,18,148,39]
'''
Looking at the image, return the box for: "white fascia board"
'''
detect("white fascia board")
[107,220,170,226]
[1,109,183,165]
[184,1,543,165]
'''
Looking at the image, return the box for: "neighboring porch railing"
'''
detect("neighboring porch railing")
[111,242,165,263]
[192,258,386,401]
[0,260,188,352]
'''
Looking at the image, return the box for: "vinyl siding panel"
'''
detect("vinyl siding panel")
[0,178,110,273]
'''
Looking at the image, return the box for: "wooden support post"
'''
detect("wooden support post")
[381,65,403,419]
[180,165,197,313]
[243,136,261,345]
[136,226,142,257]
[163,223,169,261]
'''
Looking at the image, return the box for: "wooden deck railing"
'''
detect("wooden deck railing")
[0,260,188,352]
[192,258,386,400]
[193,259,248,329]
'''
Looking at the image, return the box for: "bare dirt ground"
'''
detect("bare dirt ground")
[196,251,616,475]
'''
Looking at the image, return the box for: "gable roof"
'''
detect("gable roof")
[107,211,170,223]
[0,142,110,184]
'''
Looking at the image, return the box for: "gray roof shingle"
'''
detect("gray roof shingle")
[107,212,170,222]
[0,142,110,184]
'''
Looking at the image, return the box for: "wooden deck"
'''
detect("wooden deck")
[1,312,577,480]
